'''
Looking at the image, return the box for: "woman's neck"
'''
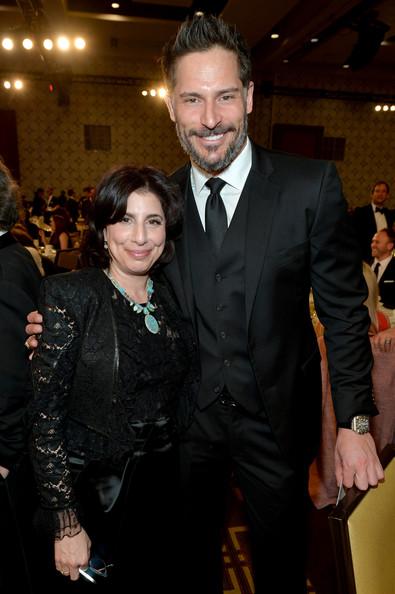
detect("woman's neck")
[107,267,150,303]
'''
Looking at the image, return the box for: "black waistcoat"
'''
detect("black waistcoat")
[186,179,262,413]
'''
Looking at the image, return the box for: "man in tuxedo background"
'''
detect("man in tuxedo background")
[26,14,384,594]
[352,181,394,262]
[371,228,395,321]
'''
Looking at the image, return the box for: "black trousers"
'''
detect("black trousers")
[178,398,310,594]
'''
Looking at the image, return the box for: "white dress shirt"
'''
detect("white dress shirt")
[372,203,387,232]
[190,139,252,229]
[371,255,392,283]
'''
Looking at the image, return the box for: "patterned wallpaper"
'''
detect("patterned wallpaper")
[0,70,394,208]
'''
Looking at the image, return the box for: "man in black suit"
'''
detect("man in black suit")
[160,14,383,594]
[371,228,395,313]
[352,180,394,261]
[0,161,41,591]
[26,14,383,594]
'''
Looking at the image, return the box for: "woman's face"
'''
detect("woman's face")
[104,190,166,278]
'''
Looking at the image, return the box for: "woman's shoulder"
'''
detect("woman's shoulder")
[41,267,106,297]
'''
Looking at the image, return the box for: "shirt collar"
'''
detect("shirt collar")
[191,138,252,195]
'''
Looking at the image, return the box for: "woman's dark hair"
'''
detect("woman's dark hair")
[49,213,69,246]
[161,13,251,91]
[0,160,19,231]
[82,165,183,269]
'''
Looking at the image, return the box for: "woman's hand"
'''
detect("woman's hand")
[55,528,91,581]
[0,466,10,479]
[371,327,395,352]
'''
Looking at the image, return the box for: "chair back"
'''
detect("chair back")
[55,248,81,270]
[329,444,395,594]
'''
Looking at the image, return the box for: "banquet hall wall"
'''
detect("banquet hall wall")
[0,71,394,208]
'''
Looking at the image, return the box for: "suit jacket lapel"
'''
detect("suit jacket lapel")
[245,145,279,325]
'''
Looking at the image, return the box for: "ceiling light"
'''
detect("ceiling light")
[22,38,34,50]
[74,37,86,50]
[271,33,280,40]
[2,37,14,50]
[342,64,350,69]
[3,80,11,89]
[391,106,395,111]
[142,90,148,96]
[158,87,167,98]
[57,36,70,51]
[310,37,319,43]
[374,105,382,111]
[283,58,289,64]
[112,3,120,8]
[43,38,53,50]
[150,89,157,97]
[383,105,389,111]
[14,79,23,90]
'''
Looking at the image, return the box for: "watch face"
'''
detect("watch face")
[352,416,370,434]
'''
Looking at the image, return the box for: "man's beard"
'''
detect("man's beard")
[175,114,248,174]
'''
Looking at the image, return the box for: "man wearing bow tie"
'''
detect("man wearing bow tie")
[352,181,395,261]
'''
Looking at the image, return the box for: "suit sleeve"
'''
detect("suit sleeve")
[309,163,377,423]
[0,280,37,469]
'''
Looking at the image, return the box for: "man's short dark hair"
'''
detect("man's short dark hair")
[372,180,390,193]
[379,227,395,245]
[161,13,251,91]
[0,160,19,231]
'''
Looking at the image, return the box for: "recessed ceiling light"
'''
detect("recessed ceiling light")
[342,64,350,69]
[271,33,280,39]
[2,37,14,50]
[310,37,319,43]
[22,38,34,50]
[112,2,120,8]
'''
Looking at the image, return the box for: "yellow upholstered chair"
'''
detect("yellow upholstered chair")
[329,445,395,594]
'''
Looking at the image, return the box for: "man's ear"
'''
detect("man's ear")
[246,81,254,115]
[164,94,176,122]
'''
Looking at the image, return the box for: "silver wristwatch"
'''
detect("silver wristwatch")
[350,415,370,434]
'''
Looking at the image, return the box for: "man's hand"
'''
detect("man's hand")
[335,429,384,490]
[25,310,43,353]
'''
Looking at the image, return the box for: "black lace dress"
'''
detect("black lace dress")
[28,268,196,590]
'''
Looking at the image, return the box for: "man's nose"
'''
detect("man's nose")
[201,100,221,129]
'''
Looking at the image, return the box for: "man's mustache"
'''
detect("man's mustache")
[189,126,235,138]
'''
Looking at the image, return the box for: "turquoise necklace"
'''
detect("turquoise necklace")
[105,271,160,334]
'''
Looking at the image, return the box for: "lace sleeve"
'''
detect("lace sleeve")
[29,277,83,540]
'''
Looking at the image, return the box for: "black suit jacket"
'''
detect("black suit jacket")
[0,233,41,469]
[351,204,395,262]
[378,257,395,309]
[165,141,376,460]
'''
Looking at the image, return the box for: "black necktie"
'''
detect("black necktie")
[375,207,385,214]
[373,262,380,277]
[205,178,227,254]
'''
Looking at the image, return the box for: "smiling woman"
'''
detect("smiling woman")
[26,165,198,592]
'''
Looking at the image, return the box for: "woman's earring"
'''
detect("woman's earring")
[104,239,108,249]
